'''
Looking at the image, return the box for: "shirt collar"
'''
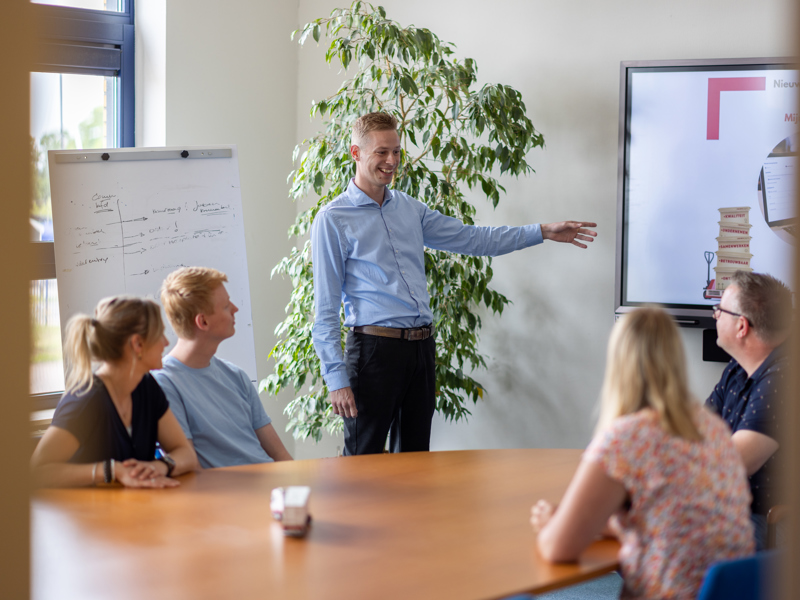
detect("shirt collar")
[346,178,394,207]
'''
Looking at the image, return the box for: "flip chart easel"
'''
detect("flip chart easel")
[48,145,258,382]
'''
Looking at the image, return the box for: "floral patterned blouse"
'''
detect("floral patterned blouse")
[584,407,754,599]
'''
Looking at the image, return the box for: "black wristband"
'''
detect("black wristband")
[103,459,112,484]
[157,454,176,477]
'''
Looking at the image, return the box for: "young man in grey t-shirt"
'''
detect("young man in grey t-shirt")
[153,267,292,468]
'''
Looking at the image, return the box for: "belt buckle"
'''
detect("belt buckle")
[410,327,427,341]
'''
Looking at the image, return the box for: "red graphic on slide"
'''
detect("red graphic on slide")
[707,77,766,140]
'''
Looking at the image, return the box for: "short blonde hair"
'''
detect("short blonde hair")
[64,296,165,395]
[160,267,228,339]
[596,307,702,441]
[351,112,398,147]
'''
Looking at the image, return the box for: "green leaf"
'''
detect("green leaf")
[273,0,543,442]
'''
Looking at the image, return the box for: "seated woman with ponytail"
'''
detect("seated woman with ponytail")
[531,307,754,600]
[31,296,198,488]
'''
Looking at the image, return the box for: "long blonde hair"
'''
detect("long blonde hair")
[596,307,702,441]
[63,296,165,395]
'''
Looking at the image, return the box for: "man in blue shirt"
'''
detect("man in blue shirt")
[154,267,293,468]
[706,271,792,549]
[312,112,598,455]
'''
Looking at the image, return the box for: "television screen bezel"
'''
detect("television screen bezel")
[614,56,797,329]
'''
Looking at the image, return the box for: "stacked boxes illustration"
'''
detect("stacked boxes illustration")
[715,206,753,290]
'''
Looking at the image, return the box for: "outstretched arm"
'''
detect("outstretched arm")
[541,221,597,249]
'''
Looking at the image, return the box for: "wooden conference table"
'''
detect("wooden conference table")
[32,449,620,600]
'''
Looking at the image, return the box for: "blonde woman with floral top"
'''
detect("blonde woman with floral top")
[531,307,754,600]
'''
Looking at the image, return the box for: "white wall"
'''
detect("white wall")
[135,0,166,147]
[163,1,302,456]
[157,0,796,459]
[295,0,798,454]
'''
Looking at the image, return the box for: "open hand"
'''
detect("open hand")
[541,221,597,248]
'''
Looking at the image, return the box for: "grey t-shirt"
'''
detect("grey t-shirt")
[153,355,272,468]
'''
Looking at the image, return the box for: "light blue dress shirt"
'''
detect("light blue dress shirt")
[311,179,543,391]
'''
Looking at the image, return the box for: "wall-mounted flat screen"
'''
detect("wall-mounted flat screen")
[615,58,797,328]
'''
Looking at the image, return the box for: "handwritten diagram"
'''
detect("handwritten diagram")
[49,146,258,382]
[68,193,235,283]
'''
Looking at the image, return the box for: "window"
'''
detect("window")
[31,0,134,410]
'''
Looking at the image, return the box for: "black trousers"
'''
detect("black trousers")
[342,330,436,455]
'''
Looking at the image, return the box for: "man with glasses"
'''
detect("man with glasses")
[706,271,793,550]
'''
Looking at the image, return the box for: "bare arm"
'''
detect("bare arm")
[155,408,200,476]
[541,221,597,249]
[31,426,91,488]
[31,425,179,488]
[532,458,627,562]
[731,430,779,476]
[255,423,293,461]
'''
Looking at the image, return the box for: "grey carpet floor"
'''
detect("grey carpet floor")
[534,572,623,600]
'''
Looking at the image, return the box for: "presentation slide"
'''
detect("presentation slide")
[624,67,798,305]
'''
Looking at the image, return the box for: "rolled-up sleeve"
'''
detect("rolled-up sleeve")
[311,210,351,391]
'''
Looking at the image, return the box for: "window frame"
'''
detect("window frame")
[32,1,135,411]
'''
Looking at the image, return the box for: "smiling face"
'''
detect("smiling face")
[203,284,238,342]
[352,128,401,201]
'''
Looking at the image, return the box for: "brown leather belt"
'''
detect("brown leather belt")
[353,324,434,341]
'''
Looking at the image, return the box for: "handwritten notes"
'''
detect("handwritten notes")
[49,146,257,382]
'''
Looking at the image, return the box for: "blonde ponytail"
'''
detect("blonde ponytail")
[63,315,96,395]
[62,296,165,395]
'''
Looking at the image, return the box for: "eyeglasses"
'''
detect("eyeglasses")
[711,304,745,321]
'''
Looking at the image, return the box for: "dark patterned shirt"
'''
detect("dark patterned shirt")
[706,344,787,515]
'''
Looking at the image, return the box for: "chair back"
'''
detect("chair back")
[697,551,780,600]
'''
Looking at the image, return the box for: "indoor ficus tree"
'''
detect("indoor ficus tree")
[261,1,544,442]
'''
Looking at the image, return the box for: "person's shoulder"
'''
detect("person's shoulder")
[714,358,744,389]
[138,372,163,391]
[211,356,252,381]
[317,189,355,215]
[588,411,657,454]
[133,373,168,406]
[613,409,659,434]
[313,197,351,235]
[153,355,184,375]
[389,188,426,209]
[151,357,185,390]
[210,356,255,398]
[209,355,243,374]
[52,379,105,420]
[64,377,107,404]
[759,343,790,376]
